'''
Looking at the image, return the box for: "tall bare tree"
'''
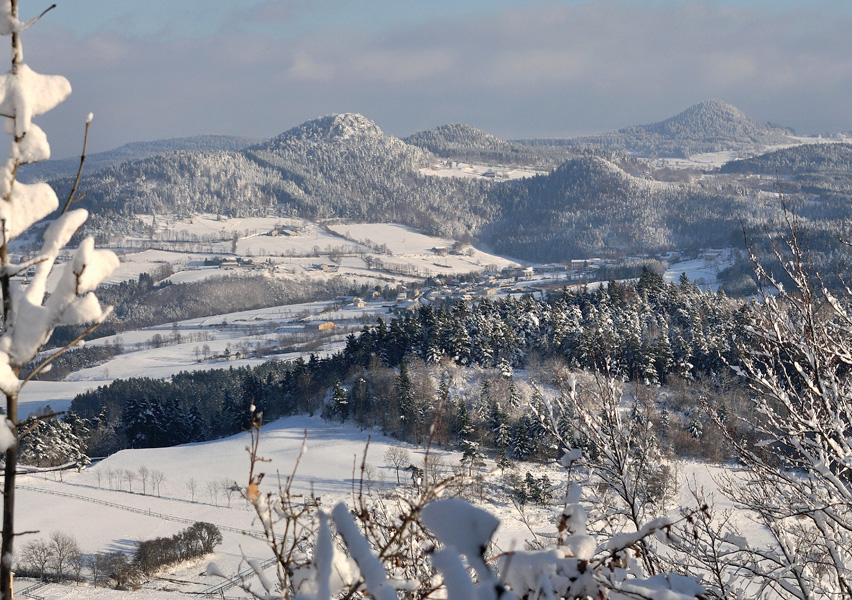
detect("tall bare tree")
[49,530,80,580]
[137,465,150,495]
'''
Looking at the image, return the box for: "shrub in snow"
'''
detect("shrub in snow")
[0,1,118,595]
[135,522,223,575]
[230,414,705,600]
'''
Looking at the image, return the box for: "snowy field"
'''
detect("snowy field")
[107,216,518,289]
[8,221,759,599]
[12,412,747,600]
[418,161,546,180]
[657,135,841,171]
[12,415,528,599]
[663,249,734,291]
[18,295,389,419]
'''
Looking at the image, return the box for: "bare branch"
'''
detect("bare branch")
[62,115,91,215]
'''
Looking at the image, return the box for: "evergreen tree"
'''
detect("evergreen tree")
[511,414,537,460]
[453,398,474,445]
[688,415,703,440]
[498,358,513,379]
[425,338,443,366]
[348,377,371,425]
[460,439,485,477]
[185,403,205,442]
[507,377,522,410]
[490,401,512,471]
[221,390,252,435]
[396,361,419,438]
[329,378,349,422]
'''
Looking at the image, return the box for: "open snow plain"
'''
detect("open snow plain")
[111,216,519,288]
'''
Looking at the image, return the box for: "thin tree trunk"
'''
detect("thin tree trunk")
[2,391,17,600]
[1,4,19,595]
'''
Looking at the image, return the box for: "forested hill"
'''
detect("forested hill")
[404,123,569,167]
[720,142,852,175]
[67,270,744,455]
[242,114,496,236]
[51,114,495,239]
[534,100,796,158]
[38,107,852,265]
[720,143,852,224]
[481,152,745,260]
[18,134,263,183]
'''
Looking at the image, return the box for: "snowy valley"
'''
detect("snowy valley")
[3,5,852,598]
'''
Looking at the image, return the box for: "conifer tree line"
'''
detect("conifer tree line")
[51,269,752,466]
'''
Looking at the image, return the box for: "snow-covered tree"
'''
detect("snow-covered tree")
[0,2,117,594]
[708,218,852,599]
[329,377,349,422]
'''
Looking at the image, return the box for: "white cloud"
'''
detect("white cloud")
[288,52,336,82]
[349,48,455,83]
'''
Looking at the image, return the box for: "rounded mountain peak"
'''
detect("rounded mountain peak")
[650,99,765,138]
[676,99,750,124]
[405,123,510,153]
[276,113,384,144]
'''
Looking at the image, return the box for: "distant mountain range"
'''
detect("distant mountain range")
[51,113,494,241]
[38,101,852,263]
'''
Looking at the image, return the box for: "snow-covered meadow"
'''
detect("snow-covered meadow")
[14,411,734,600]
[418,161,546,181]
[108,216,519,290]
[12,413,537,599]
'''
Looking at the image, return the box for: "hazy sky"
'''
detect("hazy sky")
[16,0,852,158]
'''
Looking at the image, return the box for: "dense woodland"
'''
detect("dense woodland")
[52,114,496,241]
[485,153,747,260]
[18,135,261,184]
[48,271,749,464]
[404,122,570,167]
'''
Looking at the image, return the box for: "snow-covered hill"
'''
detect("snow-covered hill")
[532,99,797,158]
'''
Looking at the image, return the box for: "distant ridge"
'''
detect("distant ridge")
[35,109,848,265]
[405,123,516,155]
[524,100,796,158]
[483,150,740,260]
[18,134,264,183]
[720,142,852,175]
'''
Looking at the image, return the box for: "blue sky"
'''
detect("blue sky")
[17,0,852,158]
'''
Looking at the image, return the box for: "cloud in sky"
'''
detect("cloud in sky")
[18,1,852,158]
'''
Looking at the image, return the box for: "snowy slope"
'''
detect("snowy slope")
[14,416,462,599]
